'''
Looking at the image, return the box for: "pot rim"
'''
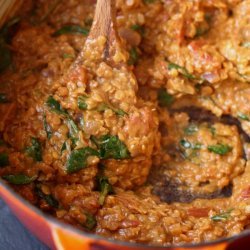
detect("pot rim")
[0,179,249,249]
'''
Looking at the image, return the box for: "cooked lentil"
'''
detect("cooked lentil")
[0,0,249,246]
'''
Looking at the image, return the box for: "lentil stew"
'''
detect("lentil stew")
[0,0,249,246]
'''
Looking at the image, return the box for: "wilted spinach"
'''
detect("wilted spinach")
[207,143,232,155]
[0,153,9,167]
[25,137,42,162]
[35,185,59,208]
[91,135,130,160]
[2,174,36,185]
[53,25,89,36]
[97,176,113,205]
[66,147,99,174]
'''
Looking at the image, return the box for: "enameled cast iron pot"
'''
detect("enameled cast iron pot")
[0,1,249,249]
[1,180,250,250]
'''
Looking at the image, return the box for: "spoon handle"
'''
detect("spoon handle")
[89,0,117,39]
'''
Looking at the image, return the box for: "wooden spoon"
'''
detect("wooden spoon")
[82,0,124,66]
[89,0,116,41]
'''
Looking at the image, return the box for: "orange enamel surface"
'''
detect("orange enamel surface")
[52,226,92,250]
[189,242,228,250]
[0,184,56,249]
[51,226,144,250]
[165,242,228,250]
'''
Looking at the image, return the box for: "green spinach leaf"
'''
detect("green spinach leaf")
[238,113,250,122]
[143,0,155,3]
[128,47,139,65]
[2,174,36,185]
[67,118,79,136]
[179,139,202,159]
[184,124,198,135]
[157,88,174,107]
[46,96,79,144]
[0,153,9,167]
[77,96,88,110]
[241,42,250,48]
[43,115,52,139]
[91,135,130,160]
[53,25,89,36]
[66,147,99,174]
[207,144,232,155]
[131,24,145,36]
[168,62,197,80]
[211,209,233,222]
[0,93,9,103]
[61,141,67,154]
[195,27,209,38]
[180,139,192,149]
[97,176,113,205]
[180,139,202,150]
[62,53,75,59]
[97,103,127,117]
[0,42,12,73]
[84,212,97,230]
[35,186,59,208]
[210,126,216,136]
[46,96,68,115]
[25,137,42,161]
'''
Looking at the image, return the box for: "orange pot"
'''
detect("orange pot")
[0,180,250,250]
[0,1,249,249]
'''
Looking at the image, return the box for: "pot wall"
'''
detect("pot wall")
[0,181,231,250]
